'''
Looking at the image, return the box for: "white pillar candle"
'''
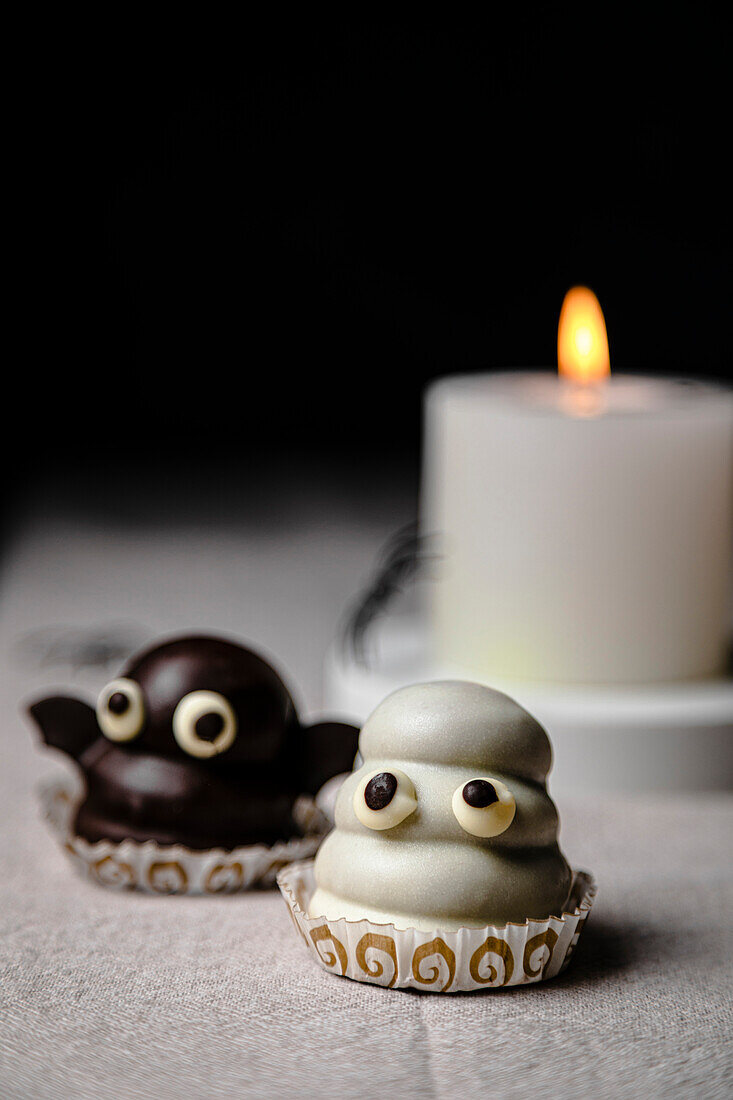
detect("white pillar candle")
[422,371,733,684]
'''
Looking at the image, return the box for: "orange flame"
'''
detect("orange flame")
[557,286,610,384]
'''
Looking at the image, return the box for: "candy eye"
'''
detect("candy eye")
[452,777,516,838]
[96,678,145,742]
[353,768,417,830]
[172,690,237,758]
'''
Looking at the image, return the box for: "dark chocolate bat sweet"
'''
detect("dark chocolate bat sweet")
[28,635,359,850]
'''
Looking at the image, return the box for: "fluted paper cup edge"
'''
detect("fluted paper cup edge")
[277,858,596,992]
[40,780,330,894]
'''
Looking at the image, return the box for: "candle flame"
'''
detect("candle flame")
[557,286,610,384]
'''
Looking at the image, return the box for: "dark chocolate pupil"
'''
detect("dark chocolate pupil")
[463,780,498,808]
[108,691,130,715]
[364,771,398,811]
[195,712,225,742]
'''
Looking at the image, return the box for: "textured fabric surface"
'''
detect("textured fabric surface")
[1,501,732,1099]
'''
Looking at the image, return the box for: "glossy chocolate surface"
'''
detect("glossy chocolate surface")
[29,635,358,850]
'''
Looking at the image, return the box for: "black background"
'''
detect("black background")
[15,11,732,508]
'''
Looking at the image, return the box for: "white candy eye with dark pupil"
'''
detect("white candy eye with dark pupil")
[172,690,237,758]
[354,767,417,830]
[452,776,516,838]
[96,678,145,742]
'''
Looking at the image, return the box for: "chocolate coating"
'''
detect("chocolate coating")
[463,779,498,808]
[364,771,397,811]
[28,634,359,851]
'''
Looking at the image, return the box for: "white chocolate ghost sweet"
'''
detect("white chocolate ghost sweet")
[310,681,573,930]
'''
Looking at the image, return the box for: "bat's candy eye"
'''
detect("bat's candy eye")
[97,679,145,742]
[452,777,516,838]
[172,690,237,758]
[353,768,417,830]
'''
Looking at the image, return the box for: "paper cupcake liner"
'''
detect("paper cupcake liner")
[40,781,331,895]
[277,859,596,992]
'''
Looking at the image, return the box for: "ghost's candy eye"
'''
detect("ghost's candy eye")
[353,768,417,830]
[96,678,145,742]
[452,777,516,838]
[172,690,237,758]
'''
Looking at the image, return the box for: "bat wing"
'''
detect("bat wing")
[28,696,99,761]
[299,721,360,795]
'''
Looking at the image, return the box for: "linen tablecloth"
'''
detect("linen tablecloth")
[1,478,731,1099]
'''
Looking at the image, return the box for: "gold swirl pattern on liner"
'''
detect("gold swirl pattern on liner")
[412,938,456,992]
[204,862,244,893]
[523,929,558,979]
[91,855,136,889]
[147,860,189,894]
[469,936,515,986]
[310,925,348,975]
[356,933,398,988]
